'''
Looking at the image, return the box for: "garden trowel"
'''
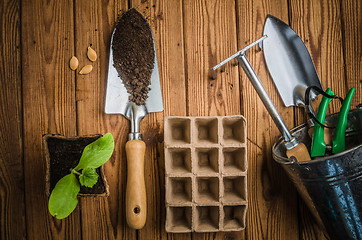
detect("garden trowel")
[213,37,311,162]
[105,9,163,229]
[262,15,323,113]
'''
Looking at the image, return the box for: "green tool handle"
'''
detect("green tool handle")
[311,88,334,157]
[332,88,356,154]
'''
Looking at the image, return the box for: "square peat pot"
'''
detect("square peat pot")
[43,134,110,197]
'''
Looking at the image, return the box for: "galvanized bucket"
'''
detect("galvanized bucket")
[273,108,362,240]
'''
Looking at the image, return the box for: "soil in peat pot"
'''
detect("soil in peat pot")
[46,135,106,194]
[112,8,155,106]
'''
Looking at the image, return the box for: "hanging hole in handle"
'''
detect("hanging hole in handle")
[133,206,140,215]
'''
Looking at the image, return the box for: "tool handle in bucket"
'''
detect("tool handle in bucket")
[126,140,147,229]
[237,54,294,143]
[287,143,311,161]
[311,88,334,157]
[238,53,311,161]
[333,88,356,154]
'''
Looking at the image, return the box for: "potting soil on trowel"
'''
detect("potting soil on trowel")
[112,8,155,106]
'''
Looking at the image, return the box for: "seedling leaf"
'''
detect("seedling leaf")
[74,133,114,171]
[48,133,114,219]
[48,173,80,219]
[79,168,99,187]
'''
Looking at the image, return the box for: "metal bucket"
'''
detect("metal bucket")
[273,109,362,240]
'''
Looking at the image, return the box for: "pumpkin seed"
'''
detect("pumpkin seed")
[79,65,93,75]
[87,46,97,62]
[69,56,79,70]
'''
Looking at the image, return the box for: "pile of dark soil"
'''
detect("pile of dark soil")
[113,8,155,106]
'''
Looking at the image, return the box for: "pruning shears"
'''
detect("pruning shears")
[311,87,356,157]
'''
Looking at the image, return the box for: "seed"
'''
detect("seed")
[79,65,93,75]
[69,56,79,70]
[87,46,97,61]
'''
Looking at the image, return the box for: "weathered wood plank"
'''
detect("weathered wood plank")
[0,0,26,239]
[14,1,361,239]
[137,0,188,117]
[184,0,241,117]
[183,0,243,239]
[298,200,327,240]
[21,0,80,239]
[288,0,346,238]
[132,0,190,239]
[236,0,300,239]
[289,0,347,120]
[73,0,134,239]
[341,0,361,106]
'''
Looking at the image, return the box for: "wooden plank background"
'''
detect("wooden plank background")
[0,0,26,239]
[0,0,360,239]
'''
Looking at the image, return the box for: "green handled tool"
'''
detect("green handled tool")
[311,88,356,157]
[311,88,334,157]
[332,88,356,154]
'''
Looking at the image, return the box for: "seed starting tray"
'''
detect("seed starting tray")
[164,116,248,232]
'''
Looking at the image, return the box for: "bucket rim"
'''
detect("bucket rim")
[272,108,362,165]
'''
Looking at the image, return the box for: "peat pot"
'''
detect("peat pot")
[273,109,362,240]
[43,134,110,197]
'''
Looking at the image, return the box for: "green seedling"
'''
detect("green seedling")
[48,133,114,219]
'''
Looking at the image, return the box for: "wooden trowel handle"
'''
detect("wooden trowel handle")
[125,140,147,229]
[286,143,311,162]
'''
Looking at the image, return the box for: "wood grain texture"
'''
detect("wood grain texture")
[74,0,134,239]
[184,0,241,117]
[341,0,361,106]
[131,1,191,240]
[0,0,26,239]
[0,0,359,239]
[236,0,300,239]
[298,199,327,240]
[288,1,346,239]
[289,0,347,122]
[183,0,243,239]
[21,0,80,239]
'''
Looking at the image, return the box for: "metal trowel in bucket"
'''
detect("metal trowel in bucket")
[213,37,311,162]
[262,15,357,158]
[262,15,323,118]
[105,8,163,229]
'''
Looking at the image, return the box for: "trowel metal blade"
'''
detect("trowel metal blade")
[262,15,323,107]
[105,30,163,115]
